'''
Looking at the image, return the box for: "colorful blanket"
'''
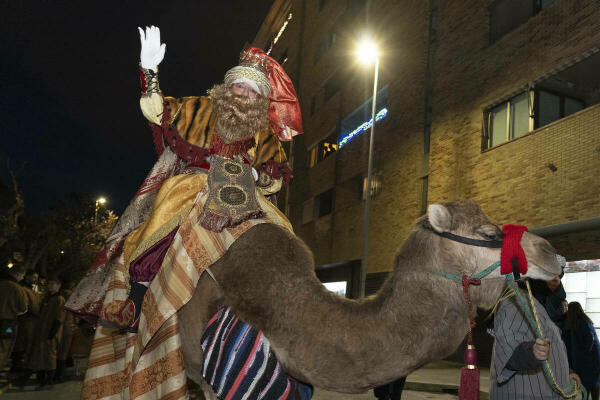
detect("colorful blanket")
[202,307,313,400]
[80,183,292,399]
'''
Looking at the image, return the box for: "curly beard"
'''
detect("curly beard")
[208,83,270,143]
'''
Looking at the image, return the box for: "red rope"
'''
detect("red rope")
[461,275,481,345]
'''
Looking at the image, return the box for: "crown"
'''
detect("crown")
[239,49,270,75]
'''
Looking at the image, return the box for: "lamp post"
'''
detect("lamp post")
[357,39,380,298]
[95,197,106,223]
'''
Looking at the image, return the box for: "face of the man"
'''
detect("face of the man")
[231,82,258,100]
[47,281,61,294]
[547,275,561,291]
[15,273,25,282]
[26,273,38,285]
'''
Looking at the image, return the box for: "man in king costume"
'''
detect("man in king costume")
[65,26,303,399]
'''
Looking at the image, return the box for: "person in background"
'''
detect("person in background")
[528,255,567,330]
[55,285,76,382]
[21,269,40,293]
[0,265,28,371]
[11,270,41,374]
[563,301,600,400]
[18,275,66,390]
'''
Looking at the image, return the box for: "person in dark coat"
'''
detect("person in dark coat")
[528,273,567,330]
[17,275,66,390]
[0,266,27,370]
[10,270,41,373]
[563,301,600,400]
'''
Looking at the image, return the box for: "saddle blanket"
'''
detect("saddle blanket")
[202,306,313,400]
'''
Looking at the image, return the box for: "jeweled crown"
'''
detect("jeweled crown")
[239,49,269,75]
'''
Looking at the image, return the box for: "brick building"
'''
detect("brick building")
[250,0,600,299]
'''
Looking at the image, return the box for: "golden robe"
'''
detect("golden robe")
[122,95,288,274]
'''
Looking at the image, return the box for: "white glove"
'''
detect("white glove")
[138,25,166,70]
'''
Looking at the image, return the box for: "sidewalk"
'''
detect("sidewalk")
[313,361,491,400]
[0,361,491,399]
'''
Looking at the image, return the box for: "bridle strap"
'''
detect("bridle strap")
[421,222,503,248]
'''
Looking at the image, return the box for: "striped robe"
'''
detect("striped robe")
[490,295,572,400]
[74,93,295,399]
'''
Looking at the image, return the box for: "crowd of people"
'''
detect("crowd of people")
[0,265,94,390]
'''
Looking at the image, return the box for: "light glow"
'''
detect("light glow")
[356,39,378,64]
[338,108,389,148]
[97,197,106,205]
[7,262,13,269]
[267,13,293,55]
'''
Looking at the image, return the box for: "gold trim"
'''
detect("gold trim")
[466,365,477,370]
[467,344,476,350]
[125,210,188,269]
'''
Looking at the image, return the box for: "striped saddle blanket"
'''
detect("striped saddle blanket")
[201,307,313,400]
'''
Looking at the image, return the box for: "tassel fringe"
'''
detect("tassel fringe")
[459,366,479,400]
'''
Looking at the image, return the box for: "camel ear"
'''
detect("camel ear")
[428,204,452,233]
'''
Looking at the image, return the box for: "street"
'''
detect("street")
[0,380,459,400]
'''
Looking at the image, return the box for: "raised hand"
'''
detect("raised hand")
[138,25,166,70]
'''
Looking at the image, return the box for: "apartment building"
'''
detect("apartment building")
[251,0,600,310]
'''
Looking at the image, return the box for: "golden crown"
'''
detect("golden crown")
[239,49,269,75]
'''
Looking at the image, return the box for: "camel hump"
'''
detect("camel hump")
[228,223,312,260]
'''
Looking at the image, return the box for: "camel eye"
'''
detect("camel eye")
[480,232,496,240]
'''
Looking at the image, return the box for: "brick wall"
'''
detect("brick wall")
[429,0,600,239]
[256,0,600,272]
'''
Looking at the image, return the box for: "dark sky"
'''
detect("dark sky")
[0,0,274,214]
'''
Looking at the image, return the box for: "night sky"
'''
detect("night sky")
[0,1,274,214]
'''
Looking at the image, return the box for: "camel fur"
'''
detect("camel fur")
[177,200,561,396]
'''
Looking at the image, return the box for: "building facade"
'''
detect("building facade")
[252,0,600,284]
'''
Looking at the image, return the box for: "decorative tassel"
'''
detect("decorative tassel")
[459,345,479,400]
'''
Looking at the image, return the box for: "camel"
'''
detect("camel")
[177,201,561,398]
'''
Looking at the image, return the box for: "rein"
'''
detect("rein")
[429,224,584,399]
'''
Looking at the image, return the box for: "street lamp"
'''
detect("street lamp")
[356,38,380,298]
[95,197,107,222]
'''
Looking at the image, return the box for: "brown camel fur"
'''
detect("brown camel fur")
[177,201,561,395]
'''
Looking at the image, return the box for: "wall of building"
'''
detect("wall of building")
[429,0,600,236]
[254,0,600,274]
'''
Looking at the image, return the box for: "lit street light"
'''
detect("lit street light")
[95,196,107,222]
[356,37,380,298]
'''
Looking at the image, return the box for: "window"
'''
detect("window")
[348,0,366,15]
[307,131,338,168]
[314,189,334,218]
[483,89,584,149]
[314,29,338,63]
[307,147,317,168]
[489,0,554,43]
[317,132,338,161]
[484,91,532,148]
[536,90,583,128]
[324,70,344,100]
[301,189,334,224]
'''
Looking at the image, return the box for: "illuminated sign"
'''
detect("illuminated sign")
[338,108,388,148]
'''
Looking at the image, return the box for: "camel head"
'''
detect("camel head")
[419,201,561,308]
